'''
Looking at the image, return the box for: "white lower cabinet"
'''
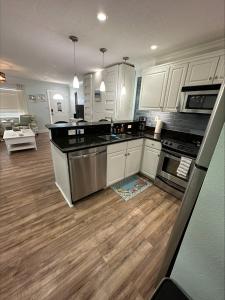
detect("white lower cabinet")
[125,146,143,178]
[107,150,126,186]
[141,140,161,180]
[107,139,144,186]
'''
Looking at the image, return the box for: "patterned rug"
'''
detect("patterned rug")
[111,175,152,201]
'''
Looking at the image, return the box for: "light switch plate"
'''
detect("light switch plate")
[68,129,76,135]
[128,125,132,129]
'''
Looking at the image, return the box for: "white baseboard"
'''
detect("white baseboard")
[55,182,74,208]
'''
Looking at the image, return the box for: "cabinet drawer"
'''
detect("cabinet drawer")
[127,139,143,149]
[107,141,127,154]
[144,139,161,150]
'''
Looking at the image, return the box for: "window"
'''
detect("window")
[0,89,27,117]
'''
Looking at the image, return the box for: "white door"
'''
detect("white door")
[125,146,143,177]
[139,66,169,110]
[164,63,188,112]
[213,55,225,84]
[141,146,160,179]
[185,57,219,86]
[107,150,126,186]
[48,90,70,124]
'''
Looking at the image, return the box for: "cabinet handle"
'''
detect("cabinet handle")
[209,77,212,80]
[214,76,218,80]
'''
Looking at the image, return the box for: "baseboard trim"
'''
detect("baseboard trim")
[55,182,74,208]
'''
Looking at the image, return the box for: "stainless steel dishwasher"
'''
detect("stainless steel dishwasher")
[68,146,107,202]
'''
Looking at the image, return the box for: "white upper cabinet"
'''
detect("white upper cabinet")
[213,55,225,84]
[164,63,188,112]
[116,64,135,120]
[139,66,169,110]
[83,74,93,121]
[92,64,135,122]
[185,57,219,86]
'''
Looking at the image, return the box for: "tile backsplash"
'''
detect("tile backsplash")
[134,77,210,136]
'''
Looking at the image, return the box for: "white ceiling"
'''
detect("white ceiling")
[0,0,224,85]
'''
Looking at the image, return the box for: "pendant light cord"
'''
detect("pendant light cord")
[102,52,104,69]
[74,42,76,73]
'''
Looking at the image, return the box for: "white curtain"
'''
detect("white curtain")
[0,89,27,117]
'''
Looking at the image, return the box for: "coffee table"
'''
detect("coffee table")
[3,129,37,154]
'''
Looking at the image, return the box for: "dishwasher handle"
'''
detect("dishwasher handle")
[70,150,106,160]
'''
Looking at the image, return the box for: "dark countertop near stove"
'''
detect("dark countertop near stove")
[51,132,161,153]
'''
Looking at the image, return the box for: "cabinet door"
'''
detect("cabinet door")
[164,63,188,112]
[125,146,143,177]
[104,65,118,119]
[139,66,169,110]
[141,146,160,179]
[185,57,219,86]
[213,55,225,84]
[116,64,135,120]
[107,150,126,186]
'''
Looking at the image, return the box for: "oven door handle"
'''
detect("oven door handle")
[161,149,182,160]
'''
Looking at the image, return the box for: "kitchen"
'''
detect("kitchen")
[47,47,224,207]
[0,1,224,299]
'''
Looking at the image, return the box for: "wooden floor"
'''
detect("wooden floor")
[0,133,180,300]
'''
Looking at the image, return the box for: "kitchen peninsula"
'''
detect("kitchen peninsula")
[46,120,162,207]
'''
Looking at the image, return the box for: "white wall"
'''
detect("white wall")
[171,125,225,300]
[2,76,70,132]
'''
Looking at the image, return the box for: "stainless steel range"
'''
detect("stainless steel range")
[155,136,201,199]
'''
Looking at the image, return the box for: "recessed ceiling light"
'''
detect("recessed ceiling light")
[97,12,107,22]
[150,45,158,50]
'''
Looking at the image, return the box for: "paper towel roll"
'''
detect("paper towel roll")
[155,119,163,134]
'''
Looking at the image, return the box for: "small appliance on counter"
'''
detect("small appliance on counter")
[138,116,147,131]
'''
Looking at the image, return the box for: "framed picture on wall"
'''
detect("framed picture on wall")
[28,95,36,102]
[37,94,47,102]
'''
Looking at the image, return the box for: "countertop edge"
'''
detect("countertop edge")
[50,134,161,153]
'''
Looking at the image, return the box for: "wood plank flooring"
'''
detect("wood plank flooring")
[0,133,181,300]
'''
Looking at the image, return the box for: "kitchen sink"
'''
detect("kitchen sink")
[98,133,133,142]
[98,134,121,141]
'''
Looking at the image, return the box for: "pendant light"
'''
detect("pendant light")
[121,57,129,96]
[99,48,107,92]
[0,72,6,83]
[69,35,79,89]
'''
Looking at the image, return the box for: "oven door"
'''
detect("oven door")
[180,90,218,114]
[157,149,192,189]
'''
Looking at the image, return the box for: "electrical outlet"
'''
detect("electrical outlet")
[68,129,76,135]
[128,124,132,129]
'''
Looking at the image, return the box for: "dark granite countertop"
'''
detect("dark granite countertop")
[46,120,138,129]
[51,132,161,153]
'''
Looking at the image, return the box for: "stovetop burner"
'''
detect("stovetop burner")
[161,138,201,157]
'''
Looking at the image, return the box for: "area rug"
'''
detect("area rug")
[111,175,152,201]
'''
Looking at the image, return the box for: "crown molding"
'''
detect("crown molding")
[155,38,225,65]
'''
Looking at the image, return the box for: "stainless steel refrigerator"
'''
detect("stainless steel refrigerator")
[156,82,225,293]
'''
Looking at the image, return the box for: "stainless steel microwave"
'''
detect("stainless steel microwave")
[180,84,221,114]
